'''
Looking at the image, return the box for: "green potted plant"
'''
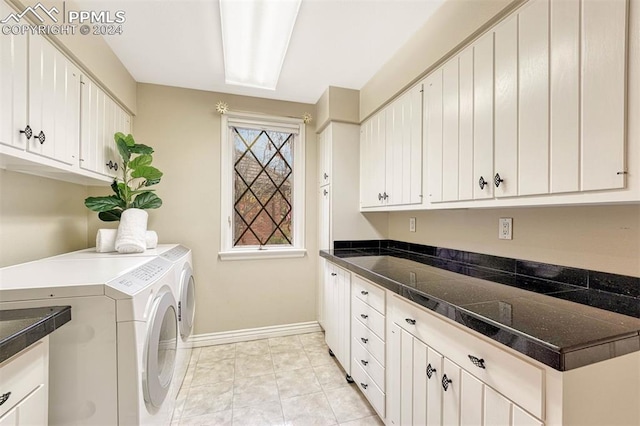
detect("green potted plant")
[84,132,163,221]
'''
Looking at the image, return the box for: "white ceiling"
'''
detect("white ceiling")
[82,0,444,105]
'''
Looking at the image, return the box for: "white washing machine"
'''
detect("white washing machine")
[0,254,181,425]
[52,244,196,392]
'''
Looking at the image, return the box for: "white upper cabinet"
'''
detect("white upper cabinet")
[580,0,627,191]
[361,86,422,209]
[0,0,27,151]
[27,34,80,166]
[423,0,629,207]
[318,129,331,187]
[80,78,131,178]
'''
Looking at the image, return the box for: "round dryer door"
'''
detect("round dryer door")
[179,264,196,340]
[143,288,178,408]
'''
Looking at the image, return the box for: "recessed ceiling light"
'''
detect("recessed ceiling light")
[220,0,302,90]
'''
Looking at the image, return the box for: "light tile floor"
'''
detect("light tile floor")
[171,332,384,426]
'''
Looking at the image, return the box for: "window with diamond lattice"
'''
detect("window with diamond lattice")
[233,127,294,247]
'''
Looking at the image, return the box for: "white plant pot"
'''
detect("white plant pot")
[115,208,149,254]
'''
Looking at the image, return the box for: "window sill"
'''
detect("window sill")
[218,248,307,261]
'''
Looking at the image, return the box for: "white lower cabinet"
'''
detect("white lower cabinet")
[0,338,49,426]
[323,261,351,376]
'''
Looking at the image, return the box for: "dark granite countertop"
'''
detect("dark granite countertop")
[320,248,640,371]
[0,306,71,364]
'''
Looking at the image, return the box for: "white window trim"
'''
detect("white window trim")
[219,111,306,261]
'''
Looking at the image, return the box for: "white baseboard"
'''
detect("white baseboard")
[188,321,323,347]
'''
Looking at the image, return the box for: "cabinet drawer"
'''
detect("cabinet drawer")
[352,296,385,340]
[389,296,544,419]
[352,316,385,366]
[351,356,385,418]
[0,340,46,419]
[352,275,385,314]
[352,338,385,389]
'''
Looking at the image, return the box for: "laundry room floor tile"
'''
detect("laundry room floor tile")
[174,331,380,426]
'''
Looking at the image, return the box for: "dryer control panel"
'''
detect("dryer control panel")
[107,257,173,297]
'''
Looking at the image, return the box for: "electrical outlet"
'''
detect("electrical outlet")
[409,217,416,232]
[499,218,513,240]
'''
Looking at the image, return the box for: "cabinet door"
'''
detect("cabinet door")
[399,329,414,424]
[319,186,331,250]
[0,1,28,151]
[518,0,549,196]
[426,347,444,426]
[460,370,484,425]
[318,127,331,186]
[473,32,494,200]
[442,57,460,202]
[442,358,461,426]
[336,265,351,374]
[458,47,474,201]
[494,15,519,198]
[412,338,428,425]
[387,323,401,426]
[80,78,129,177]
[324,262,338,354]
[484,386,511,425]
[581,0,627,191]
[425,69,443,203]
[360,113,386,207]
[513,405,543,426]
[28,35,79,165]
[549,0,580,193]
[0,384,47,426]
[385,98,403,205]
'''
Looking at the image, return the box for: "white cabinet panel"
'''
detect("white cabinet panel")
[318,128,331,186]
[550,0,580,193]
[360,113,386,207]
[0,0,27,151]
[425,69,443,203]
[408,86,423,205]
[473,32,494,200]
[319,186,330,250]
[442,58,460,202]
[387,324,401,426]
[323,262,351,374]
[412,339,428,425]
[385,100,404,205]
[460,371,484,425]
[494,15,519,198]
[458,47,474,202]
[442,358,461,426]
[28,35,79,166]
[484,386,511,425]
[518,0,549,196]
[400,329,413,424]
[513,405,543,426]
[581,0,627,191]
[426,347,444,426]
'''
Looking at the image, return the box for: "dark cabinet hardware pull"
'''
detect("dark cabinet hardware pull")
[360,382,368,389]
[361,359,368,366]
[0,392,10,406]
[617,171,628,175]
[20,125,33,139]
[34,131,46,144]
[360,290,368,295]
[324,173,328,180]
[442,374,452,391]
[323,189,328,196]
[330,273,337,276]
[479,176,488,190]
[383,192,389,200]
[494,173,504,187]
[360,337,368,344]
[468,355,486,369]
[426,363,436,379]
[405,318,416,325]
[378,193,383,201]
[360,314,368,319]
[114,162,118,171]
[106,160,114,169]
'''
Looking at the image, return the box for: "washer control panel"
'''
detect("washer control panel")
[108,257,172,295]
[161,245,189,261]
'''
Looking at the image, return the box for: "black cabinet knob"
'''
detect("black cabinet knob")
[360,337,368,344]
[323,189,328,196]
[360,290,368,295]
[19,125,32,139]
[468,355,486,369]
[360,359,369,366]
[405,318,416,325]
[0,392,11,407]
[360,382,368,389]
[330,272,337,277]
[106,160,114,169]
[360,314,368,319]
[383,192,389,200]
[479,176,488,190]
[442,374,452,391]
[494,173,504,188]
[34,130,45,144]
[378,193,383,201]
[426,363,436,379]
[323,173,328,180]
[113,162,118,171]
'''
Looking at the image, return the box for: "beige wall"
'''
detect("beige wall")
[88,83,318,334]
[316,87,360,131]
[0,169,89,267]
[360,0,523,120]
[9,0,137,112]
[389,206,640,277]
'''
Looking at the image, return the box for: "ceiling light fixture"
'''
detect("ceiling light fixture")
[219,0,302,90]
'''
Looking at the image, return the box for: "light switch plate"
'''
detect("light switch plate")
[409,217,416,232]
[499,218,513,240]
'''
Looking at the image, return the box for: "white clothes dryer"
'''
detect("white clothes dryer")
[0,255,180,425]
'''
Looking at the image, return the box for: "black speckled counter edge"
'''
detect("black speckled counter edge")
[0,306,72,364]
